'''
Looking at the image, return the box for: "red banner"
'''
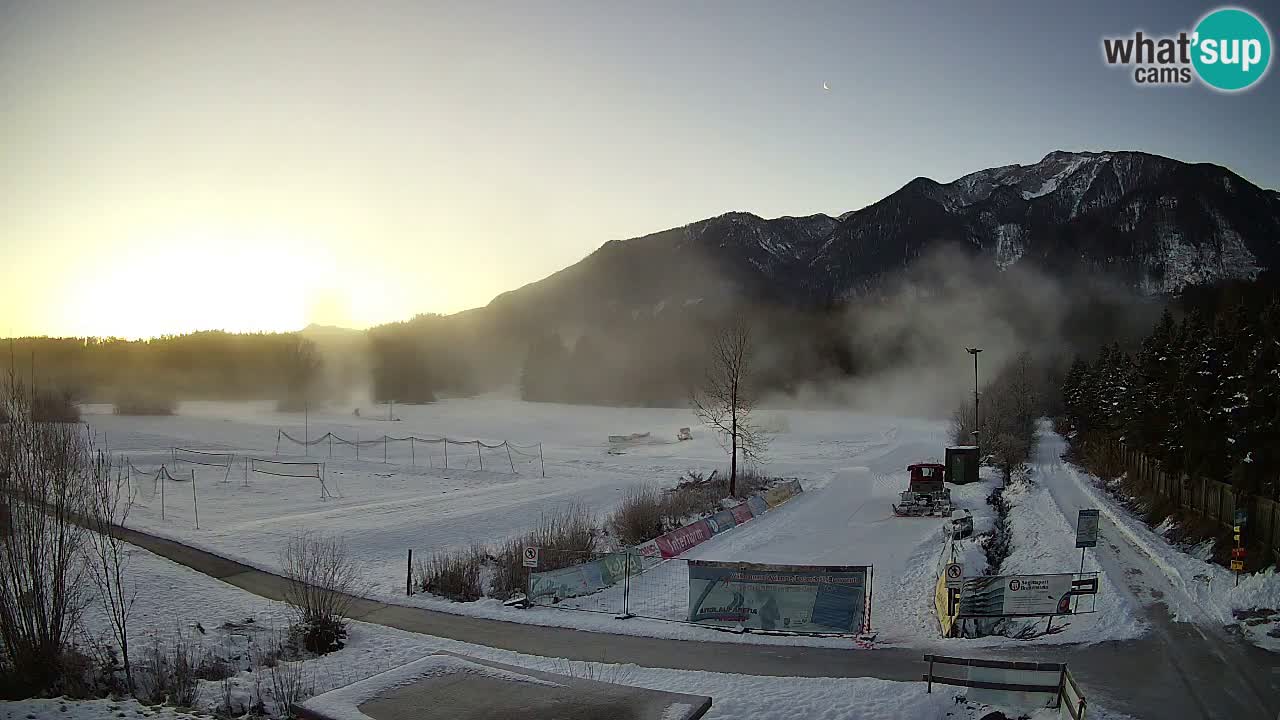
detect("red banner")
[730,502,754,525]
[655,519,713,558]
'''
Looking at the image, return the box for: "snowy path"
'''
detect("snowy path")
[1030,429,1280,719]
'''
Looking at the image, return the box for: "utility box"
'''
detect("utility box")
[946,446,980,485]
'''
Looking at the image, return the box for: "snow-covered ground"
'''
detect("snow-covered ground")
[1033,429,1280,652]
[83,396,1143,648]
[64,541,1135,720]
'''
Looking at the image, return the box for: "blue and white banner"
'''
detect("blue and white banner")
[688,560,869,634]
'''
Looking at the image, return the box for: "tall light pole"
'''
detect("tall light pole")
[966,347,982,449]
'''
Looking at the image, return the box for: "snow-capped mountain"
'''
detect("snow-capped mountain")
[485,151,1280,324]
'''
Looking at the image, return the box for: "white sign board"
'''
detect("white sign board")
[958,573,1076,617]
[945,562,964,589]
[522,547,539,568]
[1075,509,1100,548]
[1003,575,1074,615]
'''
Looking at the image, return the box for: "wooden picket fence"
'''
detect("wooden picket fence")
[1111,439,1280,565]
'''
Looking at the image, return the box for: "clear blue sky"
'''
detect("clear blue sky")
[2,1,1277,337]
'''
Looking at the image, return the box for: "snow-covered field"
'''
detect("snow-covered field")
[84,395,1143,648]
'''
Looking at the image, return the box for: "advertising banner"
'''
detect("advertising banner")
[747,494,769,517]
[528,552,641,603]
[706,509,737,534]
[958,574,1075,617]
[729,501,754,525]
[764,479,804,508]
[655,519,713,558]
[529,561,606,603]
[687,560,869,634]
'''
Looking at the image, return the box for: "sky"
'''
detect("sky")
[3,0,1278,339]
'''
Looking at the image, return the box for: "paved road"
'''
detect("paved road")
[114,451,1280,720]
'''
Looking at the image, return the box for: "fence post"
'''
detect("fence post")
[407,549,413,596]
[191,469,199,530]
[539,443,545,478]
[620,551,631,619]
[275,430,281,456]
[506,443,515,473]
[477,441,483,470]
[356,431,360,461]
[411,438,415,466]
[384,435,388,464]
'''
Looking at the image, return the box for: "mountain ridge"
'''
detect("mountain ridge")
[479,150,1279,326]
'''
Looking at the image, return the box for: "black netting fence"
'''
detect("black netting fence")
[249,457,334,499]
[275,429,545,476]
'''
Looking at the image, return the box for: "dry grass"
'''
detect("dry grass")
[609,485,666,546]
[416,545,485,602]
[490,504,597,599]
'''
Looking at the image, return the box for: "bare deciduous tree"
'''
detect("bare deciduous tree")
[280,532,361,654]
[951,352,1040,483]
[85,450,137,690]
[691,316,769,496]
[0,374,92,694]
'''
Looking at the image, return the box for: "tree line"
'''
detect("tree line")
[1061,274,1280,499]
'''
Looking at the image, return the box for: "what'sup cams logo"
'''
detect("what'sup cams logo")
[1103,7,1272,91]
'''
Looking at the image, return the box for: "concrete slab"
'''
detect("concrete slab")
[298,651,711,720]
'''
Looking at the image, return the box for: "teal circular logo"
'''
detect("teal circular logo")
[1192,8,1272,91]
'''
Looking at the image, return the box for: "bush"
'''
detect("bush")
[416,545,484,602]
[134,632,205,708]
[490,504,597,599]
[280,533,361,654]
[113,387,177,416]
[609,485,665,546]
[31,388,79,423]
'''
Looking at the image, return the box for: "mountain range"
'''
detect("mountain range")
[482,150,1280,327]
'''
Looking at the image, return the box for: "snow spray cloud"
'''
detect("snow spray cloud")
[765,246,1157,417]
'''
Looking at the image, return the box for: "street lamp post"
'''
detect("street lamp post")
[966,347,982,450]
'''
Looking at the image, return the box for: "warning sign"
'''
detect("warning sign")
[945,562,964,589]
[1230,559,1244,571]
[522,547,539,568]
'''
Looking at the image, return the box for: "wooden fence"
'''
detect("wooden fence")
[1113,440,1280,566]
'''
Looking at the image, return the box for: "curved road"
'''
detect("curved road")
[114,439,1280,720]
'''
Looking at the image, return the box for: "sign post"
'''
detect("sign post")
[1074,509,1100,611]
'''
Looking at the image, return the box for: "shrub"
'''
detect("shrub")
[416,545,484,602]
[268,659,313,719]
[280,533,361,654]
[113,386,177,416]
[489,537,527,600]
[609,485,665,546]
[134,632,205,708]
[0,381,92,698]
[490,504,598,599]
